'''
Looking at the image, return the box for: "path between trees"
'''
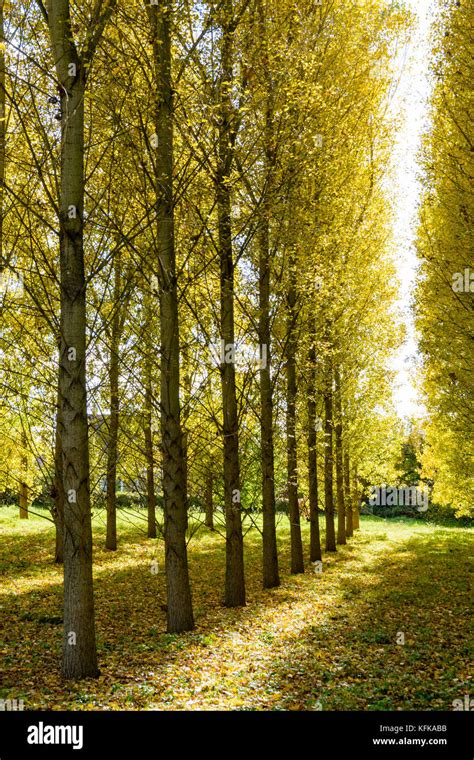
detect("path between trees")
[1,513,471,710]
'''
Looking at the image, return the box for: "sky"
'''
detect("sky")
[388,0,437,422]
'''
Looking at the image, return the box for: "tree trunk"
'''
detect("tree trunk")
[19,484,28,519]
[19,428,29,519]
[44,0,118,681]
[307,319,322,562]
[323,354,336,551]
[217,0,246,607]
[335,365,346,545]
[58,71,97,680]
[257,0,279,590]
[0,0,5,269]
[144,359,157,538]
[205,473,214,530]
[46,0,101,680]
[286,248,304,574]
[181,349,192,530]
[105,256,121,551]
[53,389,65,563]
[182,429,189,530]
[353,466,360,530]
[344,449,353,538]
[148,1,194,631]
[259,222,279,587]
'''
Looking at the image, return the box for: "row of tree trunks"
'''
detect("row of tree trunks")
[323,357,360,547]
[38,0,364,681]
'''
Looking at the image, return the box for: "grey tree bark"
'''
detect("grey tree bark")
[352,466,360,530]
[335,364,346,545]
[147,0,194,631]
[144,357,157,539]
[205,473,214,531]
[344,449,353,537]
[0,0,5,268]
[19,426,29,519]
[307,319,322,562]
[216,0,246,607]
[45,0,117,679]
[105,254,121,551]
[286,247,304,574]
[53,384,65,563]
[323,353,336,552]
[257,0,279,590]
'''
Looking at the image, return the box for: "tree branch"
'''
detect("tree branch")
[35,0,49,24]
[81,0,118,64]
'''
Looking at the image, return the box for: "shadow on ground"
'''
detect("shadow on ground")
[0,517,471,710]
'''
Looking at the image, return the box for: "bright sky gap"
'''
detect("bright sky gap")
[389,0,436,421]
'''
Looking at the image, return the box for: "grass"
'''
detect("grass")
[0,506,472,710]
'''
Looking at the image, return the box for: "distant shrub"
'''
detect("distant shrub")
[420,502,474,527]
[33,489,53,509]
[0,490,18,506]
[275,499,289,515]
[93,491,147,509]
[370,503,420,518]
[188,496,203,512]
[116,491,142,507]
[363,499,473,526]
[242,505,260,514]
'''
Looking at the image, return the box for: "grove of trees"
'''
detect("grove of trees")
[416,0,473,517]
[0,0,470,686]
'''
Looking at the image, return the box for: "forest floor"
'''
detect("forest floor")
[0,508,471,710]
